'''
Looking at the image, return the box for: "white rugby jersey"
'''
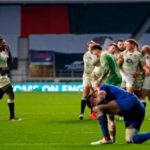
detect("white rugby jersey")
[0,49,9,68]
[120,49,144,75]
[83,51,98,76]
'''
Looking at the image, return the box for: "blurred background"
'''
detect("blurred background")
[0,0,150,88]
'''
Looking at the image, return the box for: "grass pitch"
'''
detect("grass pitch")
[0,92,150,150]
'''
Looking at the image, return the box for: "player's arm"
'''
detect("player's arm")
[139,55,150,76]
[92,90,106,106]
[97,55,109,83]
[116,53,123,67]
[1,45,13,74]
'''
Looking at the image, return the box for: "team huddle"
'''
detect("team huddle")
[79,39,150,144]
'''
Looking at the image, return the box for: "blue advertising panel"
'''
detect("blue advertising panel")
[12,84,83,92]
[30,50,54,64]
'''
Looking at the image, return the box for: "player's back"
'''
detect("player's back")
[100,84,132,100]
[100,84,144,113]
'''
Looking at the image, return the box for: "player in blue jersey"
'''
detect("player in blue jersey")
[89,84,150,145]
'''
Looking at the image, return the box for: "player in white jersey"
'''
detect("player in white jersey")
[140,45,150,103]
[0,37,22,121]
[117,39,148,93]
[79,40,98,120]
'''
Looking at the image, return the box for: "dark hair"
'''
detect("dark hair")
[141,45,150,54]
[125,39,139,48]
[86,40,96,48]
[116,39,124,44]
[91,44,102,51]
[109,43,118,49]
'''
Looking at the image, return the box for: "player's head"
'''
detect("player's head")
[117,39,125,51]
[108,43,119,54]
[0,36,5,49]
[125,39,139,51]
[91,44,102,56]
[141,45,150,56]
[86,40,96,51]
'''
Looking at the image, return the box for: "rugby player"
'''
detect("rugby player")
[140,45,150,104]
[79,40,98,120]
[0,37,22,121]
[117,39,148,93]
[116,39,125,52]
[90,84,150,145]
[91,44,122,142]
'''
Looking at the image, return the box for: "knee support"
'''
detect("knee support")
[125,128,138,143]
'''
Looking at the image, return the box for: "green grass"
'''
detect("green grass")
[0,92,150,150]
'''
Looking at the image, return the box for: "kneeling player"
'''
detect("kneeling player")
[86,91,116,143]
[90,84,150,145]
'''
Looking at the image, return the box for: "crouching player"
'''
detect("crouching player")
[90,84,150,145]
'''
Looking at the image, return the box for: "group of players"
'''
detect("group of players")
[0,35,150,144]
[79,39,150,144]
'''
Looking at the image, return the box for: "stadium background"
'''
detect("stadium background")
[0,0,150,91]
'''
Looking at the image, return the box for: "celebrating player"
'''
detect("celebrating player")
[79,40,98,120]
[90,44,122,142]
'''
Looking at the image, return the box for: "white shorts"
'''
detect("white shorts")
[120,70,136,88]
[82,75,91,87]
[121,75,135,88]
[0,76,11,88]
[143,76,150,90]
[90,72,99,88]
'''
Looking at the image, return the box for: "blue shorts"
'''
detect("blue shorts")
[118,96,145,130]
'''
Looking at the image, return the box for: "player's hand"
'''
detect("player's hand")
[1,67,9,71]
[132,71,140,78]
[91,95,99,107]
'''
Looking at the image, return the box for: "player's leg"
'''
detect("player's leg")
[124,101,148,143]
[79,78,91,120]
[86,94,98,120]
[89,71,101,120]
[3,84,21,121]
[124,76,135,93]
[134,76,146,107]
[0,88,4,100]
[91,101,121,145]
[141,76,150,107]
[125,127,150,143]
[1,84,15,119]
[107,114,116,143]
[133,132,150,143]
